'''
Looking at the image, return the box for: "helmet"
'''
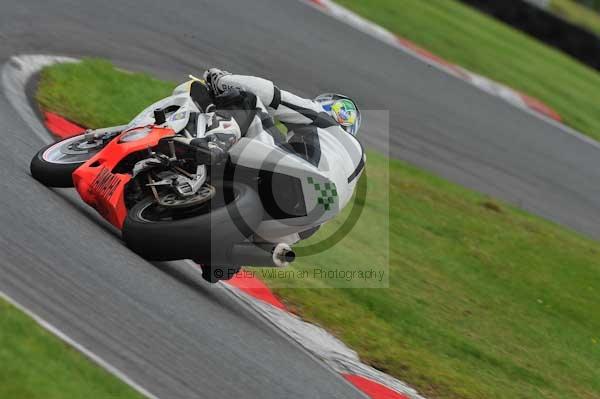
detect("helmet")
[315,93,361,136]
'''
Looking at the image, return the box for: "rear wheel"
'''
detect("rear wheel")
[30,134,106,187]
[122,182,263,262]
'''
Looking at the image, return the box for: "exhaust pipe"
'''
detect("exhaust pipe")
[230,243,295,268]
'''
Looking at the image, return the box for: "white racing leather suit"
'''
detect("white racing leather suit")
[198,74,364,180]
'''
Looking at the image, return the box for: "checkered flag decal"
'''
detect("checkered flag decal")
[307,177,338,211]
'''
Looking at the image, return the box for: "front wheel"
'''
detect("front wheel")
[122,182,263,262]
[30,134,107,187]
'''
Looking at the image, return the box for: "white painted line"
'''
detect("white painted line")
[1,55,79,144]
[516,94,600,151]
[0,290,161,399]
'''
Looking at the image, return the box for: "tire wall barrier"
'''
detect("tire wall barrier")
[459,0,600,71]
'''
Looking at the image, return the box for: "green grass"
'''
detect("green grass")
[0,299,143,399]
[271,153,600,399]
[36,59,600,399]
[551,0,600,35]
[334,0,600,143]
[37,59,175,128]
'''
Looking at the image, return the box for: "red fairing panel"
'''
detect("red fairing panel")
[72,127,175,229]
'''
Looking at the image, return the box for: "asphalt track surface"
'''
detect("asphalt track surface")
[1,0,600,398]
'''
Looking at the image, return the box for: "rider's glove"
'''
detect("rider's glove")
[203,68,231,96]
[190,137,229,165]
[206,143,228,165]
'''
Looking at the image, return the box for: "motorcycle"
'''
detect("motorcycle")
[30,79,364,282]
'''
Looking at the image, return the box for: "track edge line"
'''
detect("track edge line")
[0,290,161,399]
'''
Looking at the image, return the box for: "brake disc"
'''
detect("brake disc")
[157,184,215,208]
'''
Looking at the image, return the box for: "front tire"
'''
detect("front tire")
[122,182,263,262]
[30,134,105,187]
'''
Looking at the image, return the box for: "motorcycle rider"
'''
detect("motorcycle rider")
[186,68,364,179]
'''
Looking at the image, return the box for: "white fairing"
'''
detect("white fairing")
[125,90,200,135]
[316,127,363,209]
[229,126,364,242]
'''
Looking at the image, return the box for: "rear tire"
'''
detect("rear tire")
[122,182,263,262]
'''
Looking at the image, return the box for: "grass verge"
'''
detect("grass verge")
[0,299,143,399]
[334,0,600,142]
[551,0,600,36]
[37,59,600,399]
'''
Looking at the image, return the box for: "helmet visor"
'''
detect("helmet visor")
[320,96,361,136]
